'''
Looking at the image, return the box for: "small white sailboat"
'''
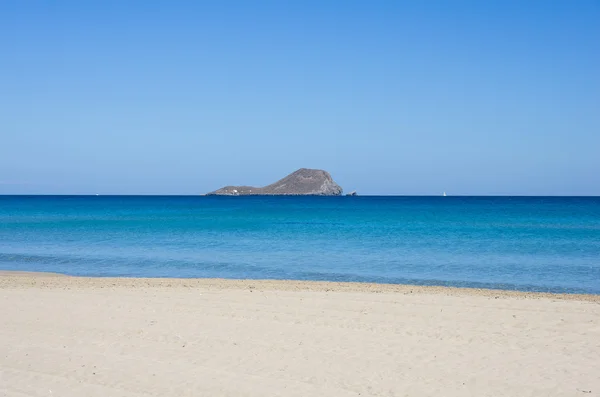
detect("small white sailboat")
[443,192,447,197]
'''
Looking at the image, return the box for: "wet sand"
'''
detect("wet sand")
[1,272,599,396]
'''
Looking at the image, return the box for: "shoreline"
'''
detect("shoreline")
[1,270,598,302]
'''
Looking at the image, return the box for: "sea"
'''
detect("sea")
[0,195,599,294]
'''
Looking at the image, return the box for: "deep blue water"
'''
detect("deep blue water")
[1,196,599,294]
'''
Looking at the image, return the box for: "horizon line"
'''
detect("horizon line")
[1,194,599,198]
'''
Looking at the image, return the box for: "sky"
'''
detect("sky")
[1,1,599,195]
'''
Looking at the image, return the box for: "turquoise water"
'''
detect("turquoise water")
[1,196,599,294]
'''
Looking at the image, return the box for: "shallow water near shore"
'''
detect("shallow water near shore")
[1,195,599,294]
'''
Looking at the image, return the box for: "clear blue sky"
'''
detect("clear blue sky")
[1,1,598,195]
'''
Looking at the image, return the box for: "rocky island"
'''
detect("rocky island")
[207,168,343,196]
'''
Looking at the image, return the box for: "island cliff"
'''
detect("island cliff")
[207,168,343,196]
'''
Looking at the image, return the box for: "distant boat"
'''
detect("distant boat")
[443,192,447,197]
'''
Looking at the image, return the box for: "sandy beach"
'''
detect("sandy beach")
[1,273,599,396]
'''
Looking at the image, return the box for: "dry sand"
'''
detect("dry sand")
[1,273,599,397]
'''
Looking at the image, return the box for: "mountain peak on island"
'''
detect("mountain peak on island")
[207,168,343,196]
